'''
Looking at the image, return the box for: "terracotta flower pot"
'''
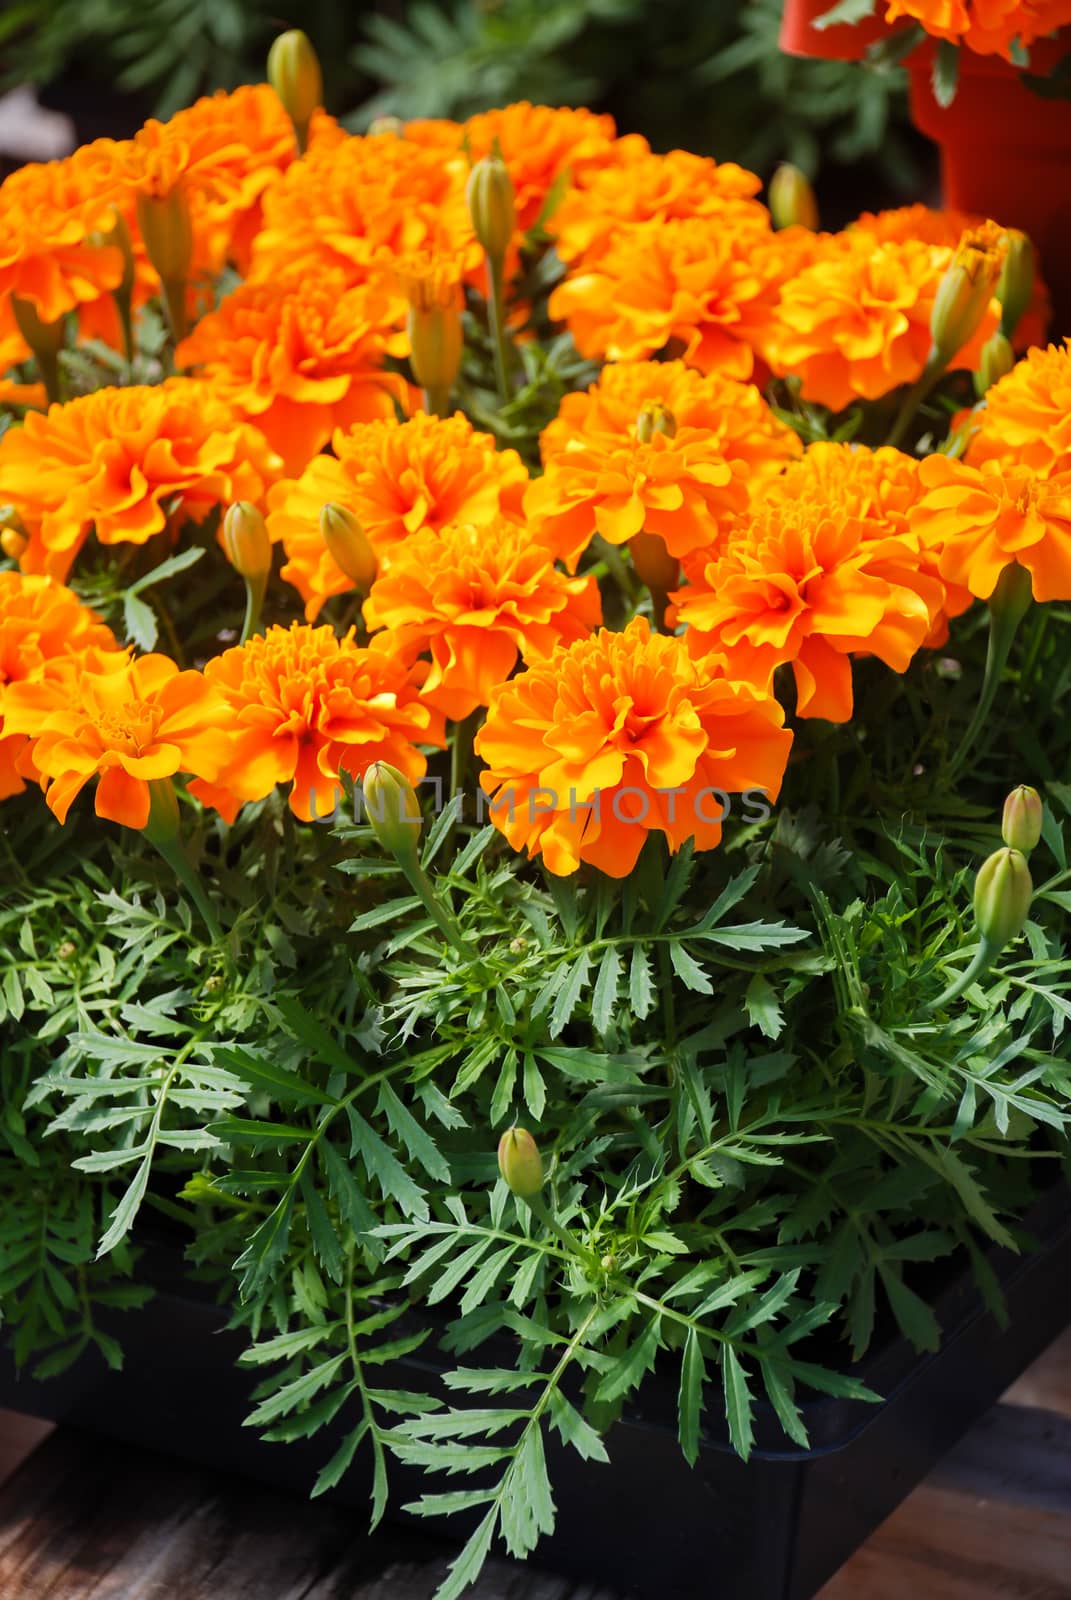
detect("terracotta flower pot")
[780,0,1071,326]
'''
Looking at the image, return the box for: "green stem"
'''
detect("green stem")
[113,287,135,373]
[524,1192,599,1272]
[885,349,946,450]
[161,278,187,348]
[449,709,479,817]
[487,254,511,403]
[149,830,224,945]
[924,936,999,1015]
[240,572,268,645]
[394,849,474,957]
[36,347,62,407]
[946,563,1032,781]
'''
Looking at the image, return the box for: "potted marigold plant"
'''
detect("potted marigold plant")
[779,0,1071,312]
[2,29,1071,1600]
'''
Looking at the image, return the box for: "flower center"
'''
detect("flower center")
[95,702,160,755]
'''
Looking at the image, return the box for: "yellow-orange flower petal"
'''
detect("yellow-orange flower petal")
[966,341,1071,479]
[766,232,1000,411]
[0,378,281,581]
[175,273,410,474]
[266,412,528,620]
[909,455,1071,602]
[670,495,943,721]
[189,622,440,823]
[1,651,232,827]
[363,517,601,720]
[475,616,792,877]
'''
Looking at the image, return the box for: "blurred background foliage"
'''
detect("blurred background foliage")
[1,0,932,211]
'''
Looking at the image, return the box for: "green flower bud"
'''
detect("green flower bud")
[267,30,322,152]
[319,503,378,592]
[635,401,677,444]
[222,502,272,583]
[135,183,194,289]
[0,527,27,562]
[930,224,1005,365]
[974,331,1015,398]
[629,530,680,595]
[466,154,516,262]
[974,847,1032,951]
[11,293,66,358]
[497,1126,543,1198]
[363,761,423,859]
[144,777,181,848]
[1001,786,1043,854]
[768,164,819,232]
[996,229,1035,341]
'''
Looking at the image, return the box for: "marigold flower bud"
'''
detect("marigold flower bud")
[996,229,1035,340]
[368,115,404,137]
[975,331,1016,397]
[363,761,423,859]
[0,527,28,561]
[467,154,516,262]
[136,182,194,288]
[930,224,1006,365]
[1001,786,1043,854]
[11,293,66,358]
[408,303,463,400]
[635,401,677,444]
[497,1126,543,1198]
[89,209,136,298]
[144,776,181,848]
[267,30,323,152]
[222,502,272,583]
[630,531,680,595]
[974,846,1032,951]
[319,503,378,592]
[768,164,819,232]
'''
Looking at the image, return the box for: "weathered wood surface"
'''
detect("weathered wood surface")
[1,1328,1070,1599]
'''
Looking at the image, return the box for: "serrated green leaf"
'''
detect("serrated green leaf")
[591,945,621,1036]
[722,1345,754,1461]
[629,944,655,1019]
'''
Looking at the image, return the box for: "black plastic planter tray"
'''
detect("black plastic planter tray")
[2,1180,1070,1600]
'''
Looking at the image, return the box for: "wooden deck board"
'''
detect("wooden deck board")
[1,1327,1069,1598]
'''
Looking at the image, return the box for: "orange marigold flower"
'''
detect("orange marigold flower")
[548,215,789,380]
[0,378,281,581]
[767,233,999,411]
[908,455,1071,602]
[883,0,1071,58]
[0,141,127,326]
[188,622,439,823]
[175,274,410,474]
[763,440,971,645]
[458,103,619,234]
[551,147,767,272]
[852,204,1052,350]
[117,86,334,277]
[0,571,119,799]
[966,341,1071,478]
[267,412,528,620]
[1,651,232,827]
[250,131,475,290]
[363,517,601,720]
[540,359,800,470]
[527,410,749,575]
[670,498,943,722]
[475,616,792,878]
[530,359,801,571]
